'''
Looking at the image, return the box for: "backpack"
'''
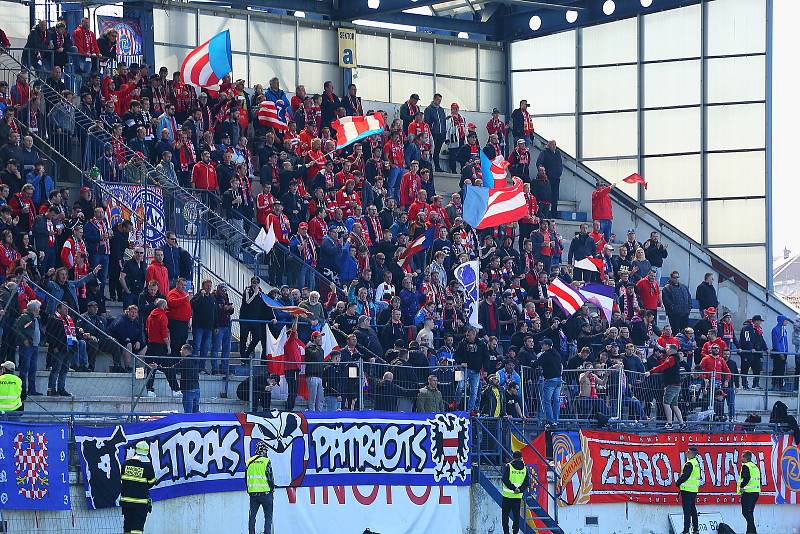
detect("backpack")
[716,523,735,534]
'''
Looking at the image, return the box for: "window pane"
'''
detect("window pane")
[512,70,575,115]
[581,65,637,112]
[533,116,576,156]
[154,9,195,46]
[480,48,505,82]
[356,33,388,68]
[648,201,702,242]
[643,4,701,61]
[584,159,639,200]
[355,68,389,102]
[643,60,701,108]
[511,31,575,70]
[298,62,341,98]
[391,72,434,105]
[250,57,296,92]
[480,82,504,114]
[393,38,433,72]
[644,108,701,155]
[199,14,246,52]
[437,43,477,78]
[643,155,701,200]
[297,27,337,62]
[232,54,248,86]
[154,45,188,73]
[436,77,476,112]
[582,17,637,66]
[707,104,765,151]
[707,152,765,198]
[708,246,766,285]
[707,198,765,244]
[582,113,637,158]
[707,56,765,104]
[707,0,766,55]
[251,20,296,58]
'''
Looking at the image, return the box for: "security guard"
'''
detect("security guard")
[120,441,157,534]
[675,446,701,534]
[500,450,530,534]
[0,361,22,417]
[246,441,275,534]
[738,450,761,534]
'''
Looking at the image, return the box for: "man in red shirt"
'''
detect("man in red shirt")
[407,190,429,222]
[144,298,181,397]
[399,161,421,209]
[635,269,661,320]
[591,179,613,242]
[73,17,100,77]
[701,328,728,359]
[167,277,192,360]
[700,344,731,383]
[145,249,169,295]
[191,151,218,193]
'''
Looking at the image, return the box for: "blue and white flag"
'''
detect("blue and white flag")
[455,260,481,328]
[580,282,616,322]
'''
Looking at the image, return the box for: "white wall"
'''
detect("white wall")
[1,0,32,48]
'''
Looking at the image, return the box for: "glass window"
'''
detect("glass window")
[250,21,296,58]
[707,152,765,198]
[154,45,189,73]
[643,60,701,108]
[436,77,476,112]
[647,201,702,242]
[298,62,341,97]
[250,57,296,92]
[390,72,434,105]
[199,14,246,52]
[393,38,434,72]
[581,65,637,112]
[584,158,639,200]
[706,198,765,245]
[355,68,389,102]
[707,104,765,151]
[643,155,702,200]
[512,70,575,115]
[582,112,637,159]
[707,246,766,285]
[437,43,477,78]
[154,9,196,46]
[480,48,505,82]
[480,82,504,114]
[643,108,701,155]
[707,56,765,104]
[643,4,701,61]
[510,31,576,70]
[232,54,248,86]
[297,27,337,62]
[582,17,637,66]
[532,116,577,156]
[355,33,389,69]
[707,0,766,56]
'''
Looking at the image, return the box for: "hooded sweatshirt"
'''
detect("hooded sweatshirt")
[146,307,169,344]
[772,315,789,354]
[145,259,168,295]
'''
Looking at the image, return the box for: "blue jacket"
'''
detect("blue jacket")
[108,315,144,345]
[26,171,54,206]
[424,104,447,135]
[404,142,421,168]
[44,272,96,314]
[772,315,789,354]
[337,242,359,285]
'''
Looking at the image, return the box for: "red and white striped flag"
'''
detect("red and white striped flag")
[331,113,385,150]
[257,100,288,131]
[547,277,586,316]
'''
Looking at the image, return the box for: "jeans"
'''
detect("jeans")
[388,165,403,201]
[724,386,736,420]
[248,492,274,534]
[598,219,612,242]
[48,350,71,392]
[19,345,39,394]
[285,369,299,411]
[306,376,324,411]
[212,326,231,373]
[541,377,562,423]
[193,327,213,370]
[325,395,341,411]
[432,133,446,170]
[72,339,89,367]
[457,368,481,412]
[90,252,109,294]
[299,263,315,290]
[182,388,200,413]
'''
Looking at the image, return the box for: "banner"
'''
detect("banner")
[0,422,71,510]
[552,430,798,506]
[103,183,165,248]
[74,411,471,509]
[455,260,480,328]
[97,16,143,64]
[337,28,356,68]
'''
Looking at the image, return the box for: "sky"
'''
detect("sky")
[771,0,800,259]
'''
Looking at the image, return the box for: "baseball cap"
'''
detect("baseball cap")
[298,222,308,229]
[516,139,525,144]
[311,331,324,338]
[87,301,98,307]
[540,338,553,347]
[492,108,500,114]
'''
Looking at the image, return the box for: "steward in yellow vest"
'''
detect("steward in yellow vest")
[246,441,275,534]
[738,450,760,534]
[501,450,530,534]
[0,361,23,415]
[675,447,700,534]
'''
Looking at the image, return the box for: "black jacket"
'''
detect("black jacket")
[190,291,217,329]
[530,348,563,380]
[455,337,490,372]
[695,282,719,311]
[568,233,595,263]
[536,149,563,180]
[480,385,505,417]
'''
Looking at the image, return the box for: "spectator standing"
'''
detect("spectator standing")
[119,247,146,309]
[455,327,489,412]
[13,300,42,397]
[661,271,691,333]
[107,304,145,372]
[144,298,181,397]
[635,269,661,322]
[642,232,668,281]
[530,338,563,427]
[45,301,76,397]
[145,249,168,296]
[510,99,534,147]
[190,279,216,373]
[695,273,718,312]
[170,344,200,413]
[771,315,790,391]
[722,349,738,420]
[591,179,613,242]
[304,330,325,411]
[167,277,192,366]
[283,319,304,411]
[416,374,445,412]
[740,315,768,390]
[83,207,111,296]
[644,345,687,430]
[536,140,563,215]
[212,283,235,376]
[424,93,447,172]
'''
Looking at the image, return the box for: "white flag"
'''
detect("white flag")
[320,323,340,359]
[254,223,276,254]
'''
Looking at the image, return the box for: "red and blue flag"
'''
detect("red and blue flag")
[479,149,508,188]
[331,113,386,150]
[180,30,232,89]
[462,177,528,230]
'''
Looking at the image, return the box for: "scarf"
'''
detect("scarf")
[53,31,64,50]
[92,217,110,254]
[721,321,734,341]
[488,117,505,136]
[405,100,419,118]
[346,94,362,115]
[621,292,640,320]
[177,139,196,172]
[451,113,466,139]
[57,311,77,346]
[73,261,88,298]
[522,109,534,135]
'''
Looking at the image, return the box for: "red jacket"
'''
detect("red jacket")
[73,25,100,55]
[591,186,613,220]
[191,161,218,191]
[167,288,191,322]
[701,338,727,358]
[399,172,421,208]
[636,278,660,310]
[145,260,169,296]
[146,307,170,344]
[282,329,305,372]
[700,354,731,381]
[656,335,679,349]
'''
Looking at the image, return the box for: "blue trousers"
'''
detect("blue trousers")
[193,327,213,370]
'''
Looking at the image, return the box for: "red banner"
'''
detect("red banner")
[556,430,798,505]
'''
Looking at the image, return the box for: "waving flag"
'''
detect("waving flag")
[573,257,604,273]
[463,177,528,230]
[398,227,436,269]
[622,172,647,189]
[332,113,386,149]
[579,283,616,322]
[455,260,481,328]
[479,150,509,188]
[257,100,288,131]
[320,323,341,360]
[547,277,586,316]
[180,30,232,89]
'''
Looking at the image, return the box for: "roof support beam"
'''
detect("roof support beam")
[359,11,496,37]
[339,0,447,21]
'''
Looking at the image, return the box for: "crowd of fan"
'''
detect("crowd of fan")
[0,19,797,424]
